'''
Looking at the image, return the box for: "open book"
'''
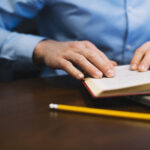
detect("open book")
[83,65,150,98]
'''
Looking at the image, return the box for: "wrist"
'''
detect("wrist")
[33,40,46,65]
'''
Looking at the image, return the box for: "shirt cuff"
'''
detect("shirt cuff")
[15,33,46,64]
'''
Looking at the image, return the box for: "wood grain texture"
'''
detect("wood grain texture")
[1,75,150,150]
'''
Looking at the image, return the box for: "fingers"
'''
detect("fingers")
[87,52,115,77]
[110,60,118,66]
[59,59,84,80]
[68,41,115,78]
[65,52,103,78]
[82,42,115,77]
[130,42,150,72]
[137,50,150,71]
[130,42,149,71]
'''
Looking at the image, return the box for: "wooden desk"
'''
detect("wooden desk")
[1,75,150,150]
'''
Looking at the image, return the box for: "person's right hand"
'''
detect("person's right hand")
[33,40,117,80]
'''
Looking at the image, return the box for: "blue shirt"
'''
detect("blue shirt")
[0,0,150,76]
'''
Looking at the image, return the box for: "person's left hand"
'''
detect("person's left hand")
[130,42,150,72]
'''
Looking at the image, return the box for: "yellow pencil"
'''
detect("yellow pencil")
[49,103,150,121]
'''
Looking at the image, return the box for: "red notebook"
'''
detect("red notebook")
[83,65,150,98]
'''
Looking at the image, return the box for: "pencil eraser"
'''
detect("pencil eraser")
[49,103,58,109]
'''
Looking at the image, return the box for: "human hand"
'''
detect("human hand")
[33,40,117,80]
[130,42,150,72]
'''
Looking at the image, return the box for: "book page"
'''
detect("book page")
[89,65,150,91]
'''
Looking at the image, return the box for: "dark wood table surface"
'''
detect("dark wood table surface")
[1,75,150,150]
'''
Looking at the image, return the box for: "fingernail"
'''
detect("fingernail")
[131,64,137,70]
[95,71,103,78]
[78,73,84,79]
[139,65,147,72]
[106,69,115,77]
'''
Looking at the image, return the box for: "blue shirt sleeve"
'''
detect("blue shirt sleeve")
[0,28,45,63]
[0,0,46,64]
